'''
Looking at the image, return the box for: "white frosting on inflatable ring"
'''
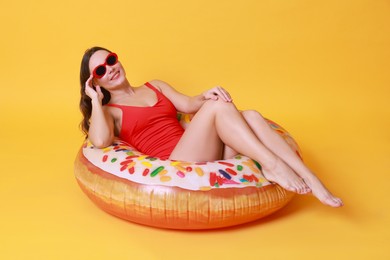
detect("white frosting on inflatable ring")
[74,114,300,229]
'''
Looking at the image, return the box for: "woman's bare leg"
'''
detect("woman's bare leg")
[239,110,343,207]
[222,145,239,160]
[170,100,309,194]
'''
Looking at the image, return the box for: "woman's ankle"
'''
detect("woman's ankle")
[261,156,281,172]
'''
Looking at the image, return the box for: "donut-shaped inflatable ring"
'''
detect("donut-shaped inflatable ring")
[74,113,301,229]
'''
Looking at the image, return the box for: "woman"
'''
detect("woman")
[79,46,343,207]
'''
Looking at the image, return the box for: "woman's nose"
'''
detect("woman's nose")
[107,66,115,74]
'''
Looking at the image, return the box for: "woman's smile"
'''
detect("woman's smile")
[111,71,120,80]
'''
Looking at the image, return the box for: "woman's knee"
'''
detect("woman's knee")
[242,110,268,125]
[202,99,236,111]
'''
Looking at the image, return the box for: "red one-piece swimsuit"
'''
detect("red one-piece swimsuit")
[106,82,184,159]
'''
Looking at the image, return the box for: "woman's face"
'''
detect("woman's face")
[89,50,126,89]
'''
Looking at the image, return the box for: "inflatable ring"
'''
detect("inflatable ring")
[74,113,301,229]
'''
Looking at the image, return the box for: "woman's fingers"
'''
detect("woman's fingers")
[86,74,94,88]
[85,75,104,102]
[207,86,232,102]
[95,85,101,94]
[203,90,217,100]
[216,86,232,102]
[85,75,96,93]
[95,85,104,100]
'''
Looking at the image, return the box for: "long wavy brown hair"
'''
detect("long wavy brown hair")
[79,46,112,136]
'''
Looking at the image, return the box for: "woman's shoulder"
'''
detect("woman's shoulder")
[148,79,165,86]
[102,104,118,116]
[148,79,174,92]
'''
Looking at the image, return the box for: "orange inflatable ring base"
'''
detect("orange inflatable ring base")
[74,115,300,230]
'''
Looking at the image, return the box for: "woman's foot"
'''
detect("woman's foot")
[303,176,344,207]
[262,158,311,194]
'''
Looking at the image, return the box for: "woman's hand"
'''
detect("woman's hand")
[202,86,232,102]
[85,75,104,104]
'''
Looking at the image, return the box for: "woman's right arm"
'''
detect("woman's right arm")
[85,76,115,148]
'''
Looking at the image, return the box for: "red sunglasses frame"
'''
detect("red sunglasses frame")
[92,52,118,79]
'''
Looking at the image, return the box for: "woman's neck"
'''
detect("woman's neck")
[109,79,135,103]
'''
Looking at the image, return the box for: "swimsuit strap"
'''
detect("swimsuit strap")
[144,81,155,89]
[144,81,162,96]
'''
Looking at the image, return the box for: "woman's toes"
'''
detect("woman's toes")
[323,196,343,207]
[297,180,311,194]
[285,185,297,193]
[304,185,312,194]
[334,198,344,207]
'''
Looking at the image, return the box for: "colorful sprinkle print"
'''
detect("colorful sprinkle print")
[82,116,301,191]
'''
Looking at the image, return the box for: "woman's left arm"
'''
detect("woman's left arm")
[150,79,232,113]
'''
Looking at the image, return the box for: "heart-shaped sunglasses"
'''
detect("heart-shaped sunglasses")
[92,52,118,79]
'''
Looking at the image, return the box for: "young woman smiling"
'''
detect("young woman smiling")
[79,46,343,207]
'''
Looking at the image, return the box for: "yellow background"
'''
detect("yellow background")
[1,0,389,259]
